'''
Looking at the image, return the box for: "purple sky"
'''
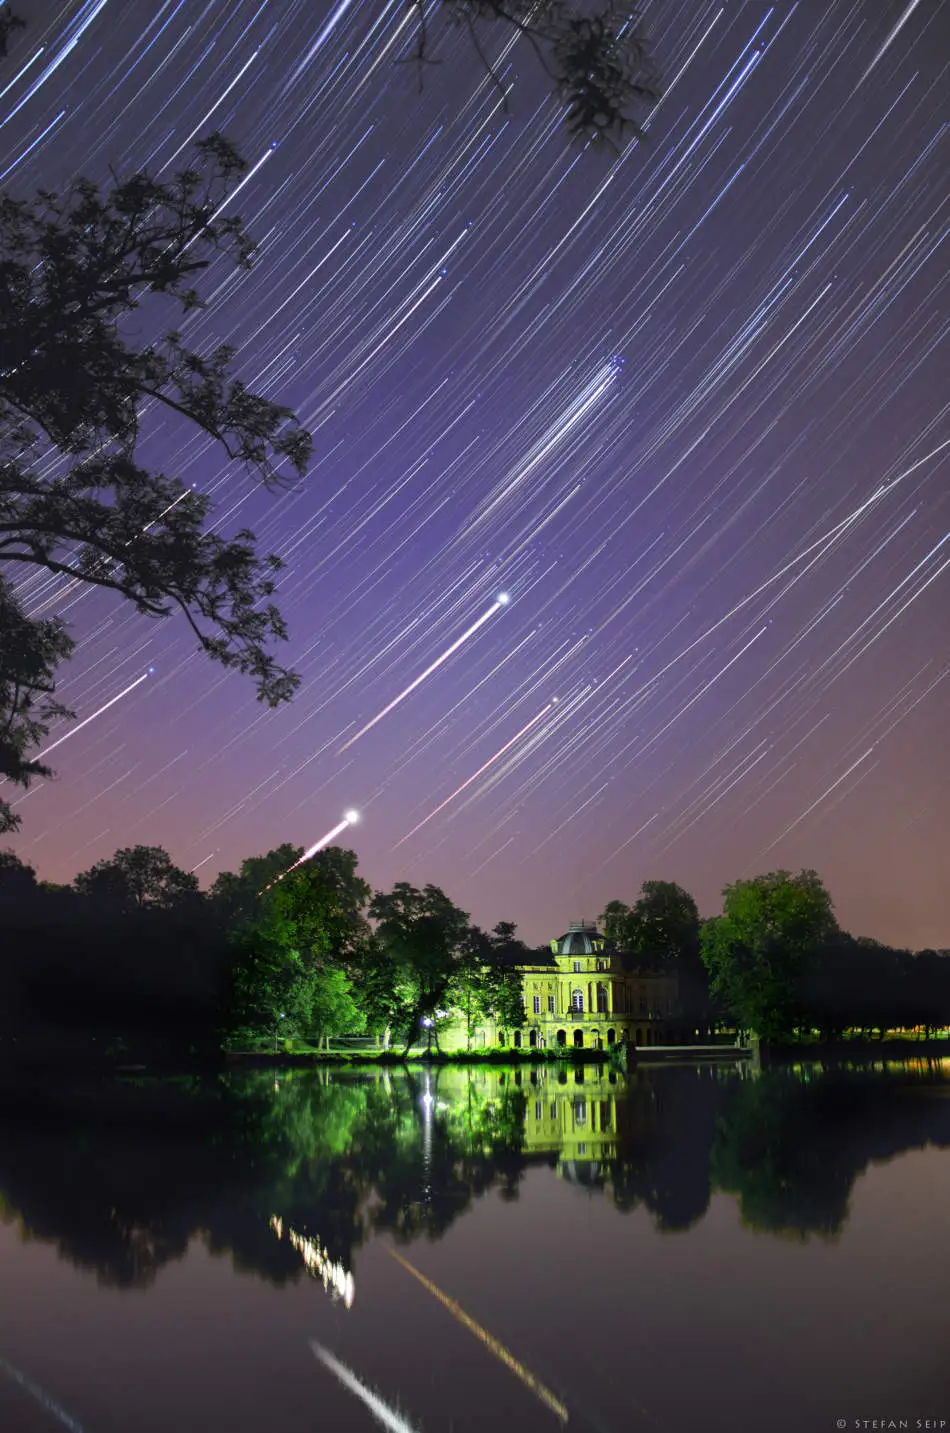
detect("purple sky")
[4,0,949,948]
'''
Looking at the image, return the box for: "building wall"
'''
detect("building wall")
[439,947,686,1051]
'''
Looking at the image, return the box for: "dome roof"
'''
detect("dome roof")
[551,921,606,956]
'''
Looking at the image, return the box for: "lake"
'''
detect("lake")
[0,1058,948,1433]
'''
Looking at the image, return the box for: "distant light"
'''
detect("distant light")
[496,592,510,605]
[343,809,360,824]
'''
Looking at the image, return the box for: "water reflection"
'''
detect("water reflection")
[1,1058,949,1291]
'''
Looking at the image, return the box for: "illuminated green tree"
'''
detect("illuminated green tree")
[224,917,318,1050]
[266,847,371,963]
[307,967,366,1051]
[369,882,472,1053]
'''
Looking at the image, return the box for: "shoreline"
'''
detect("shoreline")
[0,1035,946,1080]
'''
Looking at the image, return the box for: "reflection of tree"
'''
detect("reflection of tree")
[2,1062,950,1291]
[608,1066,728,1231]
[711,1063,950,1239]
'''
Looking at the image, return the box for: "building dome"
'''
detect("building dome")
[551,920,606,957]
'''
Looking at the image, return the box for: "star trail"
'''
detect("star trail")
[4,0,949,947]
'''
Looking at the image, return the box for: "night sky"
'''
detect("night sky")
[4,0,949,948]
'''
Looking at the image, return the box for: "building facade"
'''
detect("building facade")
[442,920,684,1052]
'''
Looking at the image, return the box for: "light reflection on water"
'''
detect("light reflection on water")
[1,1058,949,1432]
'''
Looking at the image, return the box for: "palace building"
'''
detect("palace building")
[442,920,683,1052]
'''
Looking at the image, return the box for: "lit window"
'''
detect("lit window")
[571,989,584,1013]
[574,1098,587,1125]
[573,960,582,973]
[533,995,541,1014]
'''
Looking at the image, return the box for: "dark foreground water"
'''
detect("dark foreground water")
[1,1059,949,1433]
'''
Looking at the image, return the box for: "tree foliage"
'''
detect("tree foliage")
[225,917,317,1049]
[73,844,200,914]
[264,847,371,963]
[369,882,473,1050]
[415,0,659,150]
[219,845,371,1048]
[600,898,630,945]
[448,921,527,1046]
[700,870,838,1041]
[0,134,311,831]
[209,845,305,928]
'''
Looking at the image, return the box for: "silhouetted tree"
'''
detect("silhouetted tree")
[404,0,660,151]
[0,847,38,908]
[600,898,631,944]
[0,136,311,831]
[74,845,200,915]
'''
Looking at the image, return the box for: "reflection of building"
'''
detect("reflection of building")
[520,1065,657,1174]
[455,1064,657,1185]
[443,921,683,1052]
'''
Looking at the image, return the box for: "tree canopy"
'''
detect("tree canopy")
[0,136,312,832]
[602,879,701,967]
[73,844,200,914]
[220,845,371,1050]
[700,869,838,1042]
[369,882,474,1051]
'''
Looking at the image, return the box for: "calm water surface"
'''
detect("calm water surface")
[1,1059,949,1433]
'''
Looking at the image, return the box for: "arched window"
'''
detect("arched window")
[513,1029,522,1049]
[556,1029,567,1047]
[571,988,584,1013]
[596,983,609,1013]
[573,1028,584,1048]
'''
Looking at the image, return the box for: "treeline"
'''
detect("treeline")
[606,870,950,1042]
[698,869,950,1042]
[1,847,948,1058]
[0,842,530,1058]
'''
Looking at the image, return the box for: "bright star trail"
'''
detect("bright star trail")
[338,597,510,752]
[35,673,151,762]
[264,810,360,889]
[3,1,949,948]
